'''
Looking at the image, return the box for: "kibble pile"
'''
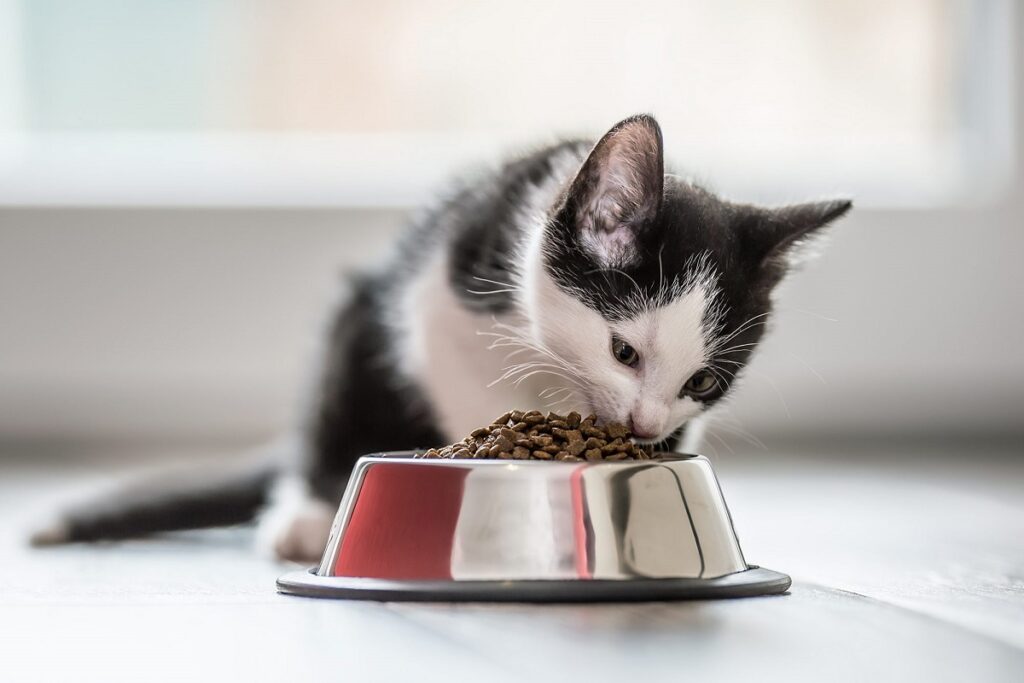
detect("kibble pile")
[416,410,652,462]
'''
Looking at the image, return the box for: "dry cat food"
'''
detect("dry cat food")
[416,410,651,462]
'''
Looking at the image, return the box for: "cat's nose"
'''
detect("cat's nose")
[628,416,660,441]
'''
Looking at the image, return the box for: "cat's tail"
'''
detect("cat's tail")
[28,452,281,547]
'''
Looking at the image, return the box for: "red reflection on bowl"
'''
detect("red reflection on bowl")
[333,463,470,580]
[570,465,592,579]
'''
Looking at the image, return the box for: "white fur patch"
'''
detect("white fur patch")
[520,228,719,442]
[257,475,334,563]
[386,147,591,438]
[390,251,559,440]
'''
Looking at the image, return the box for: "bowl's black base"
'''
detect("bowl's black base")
[276,566,791,603]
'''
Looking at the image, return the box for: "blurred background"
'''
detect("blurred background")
[0,0,1020,454]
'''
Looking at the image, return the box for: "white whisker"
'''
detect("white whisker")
[708,409,768,451]
[708,313,772,352]
[783,307,839,323]
[584,266,642,298]
[788,352,827,385]
[472,276,521,290]
[704,428,736,455]
[465,288,519,296]
[710,421,767,451]
[744,367,792,420]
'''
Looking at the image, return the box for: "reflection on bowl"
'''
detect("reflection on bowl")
[278,453,791,602]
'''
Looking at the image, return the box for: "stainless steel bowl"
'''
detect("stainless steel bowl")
[277,452,790,602]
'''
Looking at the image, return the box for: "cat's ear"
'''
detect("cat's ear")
[748,199,852,270]
[558,114,664,267]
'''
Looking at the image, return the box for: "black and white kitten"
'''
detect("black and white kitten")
[33,115,850,561]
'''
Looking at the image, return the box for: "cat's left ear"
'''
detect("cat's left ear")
[558,114,664,267]
[750,199,852,270]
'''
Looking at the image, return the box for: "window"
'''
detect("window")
[0,0,1014,207]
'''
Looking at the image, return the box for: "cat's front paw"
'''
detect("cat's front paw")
[257,476,335,563]
[272,506,334,563]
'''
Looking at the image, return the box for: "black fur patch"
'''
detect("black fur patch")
[302,273,447,503]
[546,181,848,407]
[444,140,589,314]
[542,115,850,410]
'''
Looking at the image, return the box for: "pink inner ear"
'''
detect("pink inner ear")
[585,134,658,229]
[576,150,650,266]
[580,221,637,267]
[565,115,664,267]
[604,128,659,211]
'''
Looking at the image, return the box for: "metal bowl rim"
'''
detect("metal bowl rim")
[277,566,792,602]
[359,451,703,467]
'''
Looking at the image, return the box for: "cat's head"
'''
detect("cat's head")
[522,114,851,443]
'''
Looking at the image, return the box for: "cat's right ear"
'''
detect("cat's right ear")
[556,114,664,268]
[754,199,853,268]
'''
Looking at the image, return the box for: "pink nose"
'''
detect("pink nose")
[628,417,659,440]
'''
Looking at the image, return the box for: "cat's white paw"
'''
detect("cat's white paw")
[257,475,335,563]
[272,505,334,563]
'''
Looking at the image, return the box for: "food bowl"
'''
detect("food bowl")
[277,452,790,602]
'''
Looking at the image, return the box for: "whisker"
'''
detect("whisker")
[479,317,591,396]
[583,266,642,298]
[465,288,519,296]
[707,364,737,381]
[704,429,736,456]
[538,386,573,400]
[512,368,577,387]
[490,322,585,378]
[701,438,721,462]
[745,368,792,420]
[783,306,839,323]
[472,276,521,291]
[492,358,582,387]
[500,347,533,361]
[657,244,666,301]
[545,390,578,409]
[709,420,768,451]
[708,410,769,451]
[788,352,827,385]
[712,342,763,356]
[713,316,766,343]
[709,312,773,347]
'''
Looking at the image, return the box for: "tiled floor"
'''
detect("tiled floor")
[1,442,1021,682]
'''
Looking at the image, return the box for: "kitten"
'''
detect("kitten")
[31,115,850,561]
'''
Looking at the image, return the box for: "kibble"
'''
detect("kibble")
[414,410,652,461]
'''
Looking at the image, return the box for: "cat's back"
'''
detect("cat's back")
[391,138,590,313]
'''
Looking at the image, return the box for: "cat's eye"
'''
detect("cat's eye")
[611,337,640,368]
[680,370,718,399]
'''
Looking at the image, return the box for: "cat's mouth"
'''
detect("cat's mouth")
[630,420,688,448]
[575,394,671,445]
[630,433,673,448]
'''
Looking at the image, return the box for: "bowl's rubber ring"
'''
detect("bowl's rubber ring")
[276,566,791,602]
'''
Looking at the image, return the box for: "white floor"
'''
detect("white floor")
[1,441,1022,682]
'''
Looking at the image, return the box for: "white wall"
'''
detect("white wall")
[1,199,1022,448]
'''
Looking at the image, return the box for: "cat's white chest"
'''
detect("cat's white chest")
[390,254,562,441]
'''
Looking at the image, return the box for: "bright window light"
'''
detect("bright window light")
[0,0,1014,207]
